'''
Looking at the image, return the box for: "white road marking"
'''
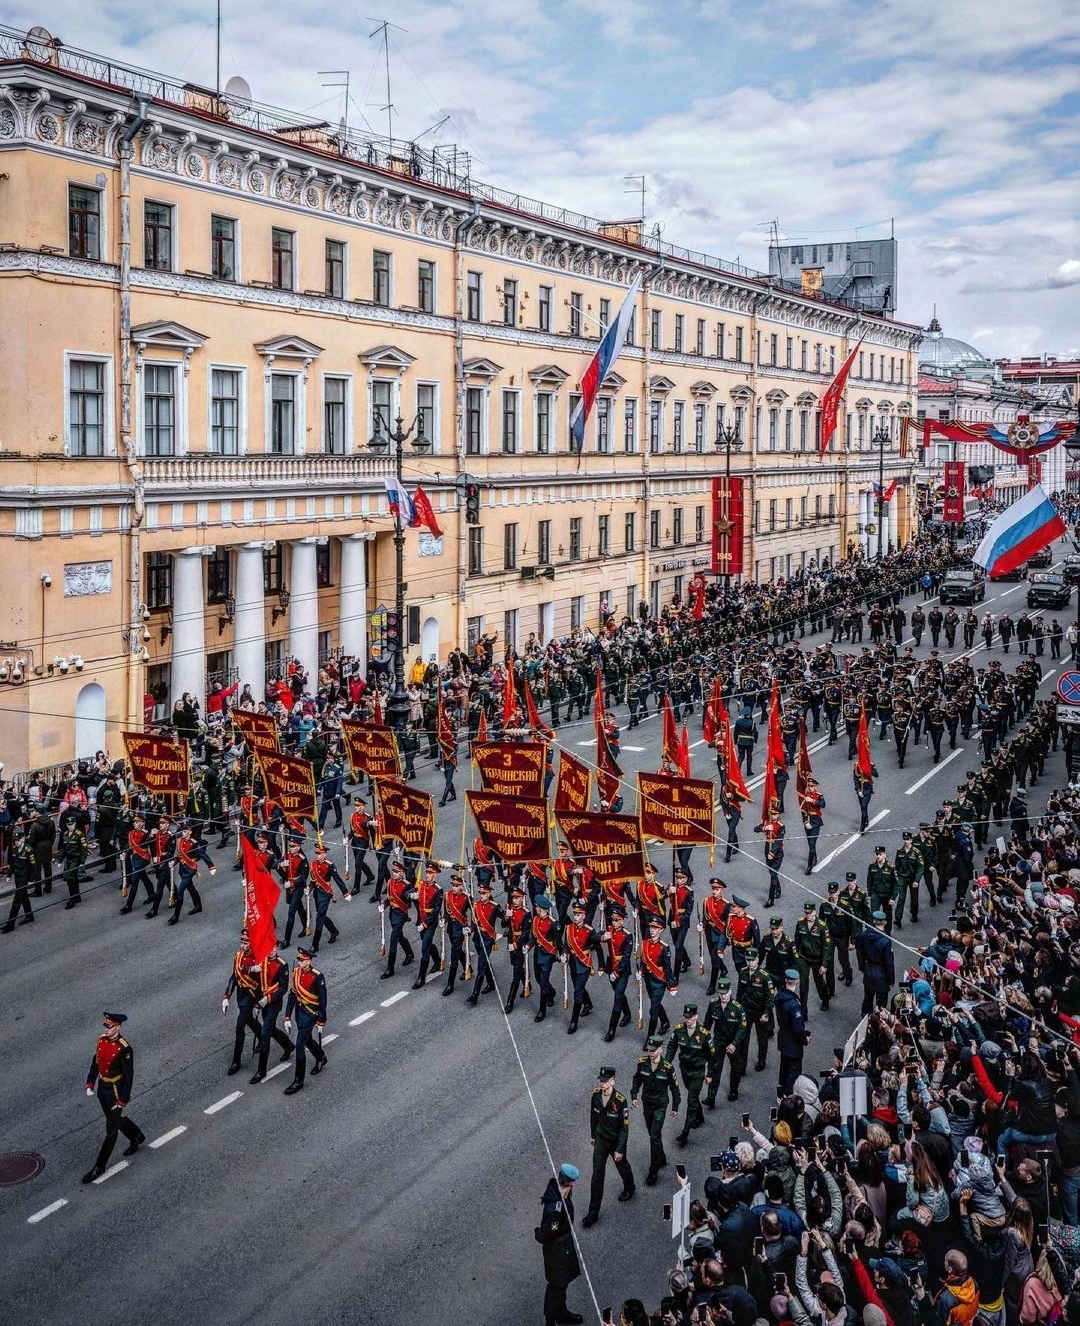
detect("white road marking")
[621,745,646,752]
[263,1062,291,1081]
[27,1199,67,1224]
[813,808,890,873]
[149,1126,187,1149]
[380,990,409,1008]
[1001,585,1021,596]
[320,1033,338,1045]
[92,1161,128,1184]
[690,739,706,749]
[349,1010,377,1027]
[204,1092,242,1115]
[905,746,965,794]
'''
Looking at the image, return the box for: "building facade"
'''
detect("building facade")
[0,26,921,770]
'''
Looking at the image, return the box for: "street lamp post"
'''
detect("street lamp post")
[872,424,891,561]
[714,421,744,588]
[367,411,431,732]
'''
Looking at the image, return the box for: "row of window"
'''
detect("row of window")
[466,507,710,576]
[67,187,903,380]
[753,494,838,534]
[144,543,333,610]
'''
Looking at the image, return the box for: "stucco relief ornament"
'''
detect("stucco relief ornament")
[400,208,414,231]
[215,157,239,185]
[0,109,15,138]
[249,169,266,193]
[150,139,175,170]
[420,211,437,237]
[74,120,100,152]
[63,560,113,597]
[186,153,205,178]
[276,173,299,201]
[305,185,320,208]
[37,112,60,142]
[327,187,347,214]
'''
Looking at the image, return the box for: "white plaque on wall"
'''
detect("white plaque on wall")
[418,534,444,557]
[64,560,113,597]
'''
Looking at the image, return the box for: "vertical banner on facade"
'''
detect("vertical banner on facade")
[942,460,966,523]
[711,475,745,578]
[1027,456,1042,490]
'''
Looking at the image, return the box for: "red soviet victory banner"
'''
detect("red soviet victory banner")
[711,476,745,578]
[376,780,435,855]
[942,460,966,524]
[256,750,316,821]
[556,812,645,885]
[554,748,591,814]
[819,336,862,456]
[637,772,715,845]
[340,717,400,779]
[241,834,281,963]
[473,740,547,798]
[122,732,190,796]
[230,710,279,756]
[466,791,549,863]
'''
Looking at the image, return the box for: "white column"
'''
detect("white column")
[339,533,373,667]
[233,542,266,698]
[171,547,208,711]
[858,492,869,555]
[880,502,891,555]
[289,537,320,684]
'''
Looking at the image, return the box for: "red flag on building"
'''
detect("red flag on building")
[856,701,874,779]
[241,834,281,963]
[819,337,862,457]
[411,486,443,538]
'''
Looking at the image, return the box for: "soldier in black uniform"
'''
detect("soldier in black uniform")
[1,831,35,931]
[819,881,850,994]
[582,1067,635,1227]
[665,1002,711,1144]
[736,950,775,1073]
[250,946,295,1084]
[283,945,328,1094]
[222,926,262,1076]
[630,1036,681,1186]
[82,1011,145,1184]
[703,978,749,1105]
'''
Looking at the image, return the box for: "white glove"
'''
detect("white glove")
[342,892,351,902]
[209,867,217,876]
[696,923,704,933]
[85,1086,94,1097]
[221,998,229,1015]
[284,1018,292,1033]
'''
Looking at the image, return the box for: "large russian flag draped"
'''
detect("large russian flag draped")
[819,337,862,457]
[974,485,1067,577]
[569,278,641,453]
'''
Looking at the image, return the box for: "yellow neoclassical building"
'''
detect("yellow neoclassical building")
[0,25,920,770]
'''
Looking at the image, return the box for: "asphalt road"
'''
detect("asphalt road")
[3,550,1076,1326]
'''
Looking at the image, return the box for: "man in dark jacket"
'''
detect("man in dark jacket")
[855,910,895,1016]
[537,1163,583,1326]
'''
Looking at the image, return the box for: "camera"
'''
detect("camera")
[39,572,51,587]
[72,655,84,672]
[710,1155,723,1172]
[662,1203,672,1222]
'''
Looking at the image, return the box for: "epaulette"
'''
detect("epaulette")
[637,1055,649,1064]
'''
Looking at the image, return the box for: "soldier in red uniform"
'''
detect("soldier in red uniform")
[409,861,444,989]
[601,906,634,1042]
[250,946,295,1084]
[598,871,635,928]
[441,870,472,996]
[170,824,215,925]
[282,946,328,1094]
[562,899,605,1035]
[309,842,350,953]
[124,813,155,913]
[344,798,376,892]
[82,1011,144,1184]
[380,861,415,979]
[502,883,532,1013]
[639,915,678,1044]
[726,894,761,976]
[276,841,310,949]
[222,926,261,1076]
[467,879,505,1005]
[531,894,559,1022]
[551,841,576,926]
[699,876,731,994]
[636,863,666,939]
[668,867,694,975]
[472,835,498,892]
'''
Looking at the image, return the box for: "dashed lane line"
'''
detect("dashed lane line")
[813,808,890,874]
[349,1010,377,1027]
[204,1092,242,1115]
[26,1199,67,1225]
[263,1062,291,1082]
[148,1126,187,1149]
[379,991,409,1008]
[92,1161,128,1185]
[904,746,966,794]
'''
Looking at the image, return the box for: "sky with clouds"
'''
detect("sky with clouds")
[10,0,1078,356]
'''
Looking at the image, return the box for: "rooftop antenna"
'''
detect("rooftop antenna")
[320,70,350,141]
[367,17,407,152]
[224,74,251,110]
[215,0,221,96]
[624,174,646,223]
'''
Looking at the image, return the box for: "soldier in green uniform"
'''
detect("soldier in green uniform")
[665,1002,711,1146]
[736,951,775,1073]
[793,900,834,1013]
[838,871,871,984]
[60,821,89,909]
[865,845,898,933]
[1,831,35,931]
[758,915,796,984]
[630,1035,681,1187]
[703,977,749,1105]
[819,881,849,995]
[581,1066,635,1228]
[399,722,421,781]
[893,830,924,928]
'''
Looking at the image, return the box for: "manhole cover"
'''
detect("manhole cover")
[0,1151,45,1187]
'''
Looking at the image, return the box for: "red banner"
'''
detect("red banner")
[1027,456,1042,489]
[942,460,966,524]
[436,689,457,761]
[856,702,874,779]
[122,732,189,796]
[554,749,591,814]
[687,571,706,620]
[474,740,547,798]
[256,751,316,821]
[711,475,745,578]
[231,710,279,756]
[376,780,435,855]
[637,772,715,845]
[340,717,399,779]
[795,719,814,809]
[820,337,862,455]
[466,791,549,863]
[241,834,281,963]
[556,812,645,885]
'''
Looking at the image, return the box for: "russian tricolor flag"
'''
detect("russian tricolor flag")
[384,476,415,526]
[569,278,641,453]
[973,484,1066,577]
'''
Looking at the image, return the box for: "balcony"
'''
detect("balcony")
[141,451,396,495]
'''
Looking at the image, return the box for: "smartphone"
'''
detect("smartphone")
[675,1164,688,1184]
[996,1153,1006,1168]
[960,1148,970,1167]
[710,1154,723,1172]
[897,1123,906,1142]
[603,1311,614,1326]
[729,1135,738,1150]
[663,1203,673,1222]
[770,1106,778,1122]
[742,1111,751,1128]
[754,1237,765,1258]
[772,1274,787,1293]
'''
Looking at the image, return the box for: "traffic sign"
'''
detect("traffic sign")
[1056,705,1080,727]
[1057,671,1080,705]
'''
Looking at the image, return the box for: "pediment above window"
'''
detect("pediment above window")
[254,334,325,359]
[358,344,417,372]
[728,384,754,402]
[690,380,718,399]
[463,356,504,381]
[528,364,570,387]
[650,374,676,395]
[131,320,208,351]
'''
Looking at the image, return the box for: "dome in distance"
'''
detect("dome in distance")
[919,317,997,380]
